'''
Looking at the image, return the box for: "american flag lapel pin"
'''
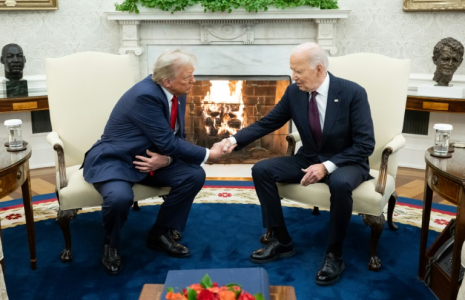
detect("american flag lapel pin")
[334,99,339,102]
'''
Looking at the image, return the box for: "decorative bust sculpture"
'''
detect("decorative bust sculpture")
[432,37,464,87]
[1,43,26,81]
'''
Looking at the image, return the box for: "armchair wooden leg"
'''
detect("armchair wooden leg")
[133,201,141,211]
[361,213,385,272]
[387,191,398,230]
[260,227,273,244]
[57,208,78,263]
[313,206,320,215]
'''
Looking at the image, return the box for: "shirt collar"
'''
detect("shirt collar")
[160,86,174,102]
[315,72,330,98]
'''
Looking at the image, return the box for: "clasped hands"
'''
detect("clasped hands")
[133,139,237,173]
[207,139,236,161]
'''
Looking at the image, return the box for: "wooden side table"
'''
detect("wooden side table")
[0,145,36,270]
[0,95,49,113]
[138,284,296,300]
[406,95,465,113]
[418,147,465,300]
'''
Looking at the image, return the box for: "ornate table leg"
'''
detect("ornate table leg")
[21,162,37,270]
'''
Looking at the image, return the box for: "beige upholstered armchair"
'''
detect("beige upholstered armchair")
[273,53,411,271]
[45,52,170,262]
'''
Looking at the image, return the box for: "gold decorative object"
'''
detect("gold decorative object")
[403,0,465,12]
[0,0,58,11]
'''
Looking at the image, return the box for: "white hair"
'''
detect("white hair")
[152,49,197,84]
[291,42,329,70]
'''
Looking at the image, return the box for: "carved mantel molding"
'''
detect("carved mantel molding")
[106,6,350,55]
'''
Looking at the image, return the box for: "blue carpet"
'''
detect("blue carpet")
[3,203,438,300]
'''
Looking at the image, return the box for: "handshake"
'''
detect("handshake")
[207,138,237,162]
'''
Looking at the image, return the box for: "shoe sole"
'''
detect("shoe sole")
[249,249,295,264]
[315,263,345,286]
[102,261,123,275]
[147,243,191,258]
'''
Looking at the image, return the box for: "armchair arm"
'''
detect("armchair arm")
[384,134,406,154]
[47,131,68,189]
[285,132,301,156]
[376,134,406,195]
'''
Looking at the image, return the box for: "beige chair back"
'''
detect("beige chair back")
[46,52,135,167]
[328,53,410,178]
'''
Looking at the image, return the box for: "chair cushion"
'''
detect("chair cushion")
[277,169,396,216]
[57,165,171,210]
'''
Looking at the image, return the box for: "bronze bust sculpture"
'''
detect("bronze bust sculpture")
[1,43,26,81]
[432,37,464,86]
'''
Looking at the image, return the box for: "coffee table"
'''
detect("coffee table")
[138,284,296,300]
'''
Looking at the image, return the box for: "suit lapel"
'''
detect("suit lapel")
[154,82,171,122]
[321,73,342,147]
[177,95,185,137]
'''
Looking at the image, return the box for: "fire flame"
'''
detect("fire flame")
[201,80,246,136]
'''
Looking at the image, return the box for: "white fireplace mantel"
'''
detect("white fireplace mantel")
[106,6,350,80]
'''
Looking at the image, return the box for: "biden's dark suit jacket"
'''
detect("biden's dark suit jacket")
[82,75,207,184]
[234,72,375,246]
[234,72,375,177]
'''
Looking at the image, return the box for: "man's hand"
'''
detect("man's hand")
[300,163,328,186]
[133,150,169,173]
[207,139,229,162]
[221,138,236,154]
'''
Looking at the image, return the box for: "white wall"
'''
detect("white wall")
[0,0,464,169]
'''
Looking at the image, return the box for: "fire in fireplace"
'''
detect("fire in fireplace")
[186,75,292,164]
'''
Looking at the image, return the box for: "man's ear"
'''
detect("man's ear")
[0,57,4,65]
[162,78,170,88]
[23,56,26,64]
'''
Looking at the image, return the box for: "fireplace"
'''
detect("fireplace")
[186,76,291,163]
[106,6,349,163]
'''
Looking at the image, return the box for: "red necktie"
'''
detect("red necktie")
[309,91,322,147]
[170,96,178,130]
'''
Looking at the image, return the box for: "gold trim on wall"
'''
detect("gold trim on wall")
[403,0,465,12]
[0,0,58,11]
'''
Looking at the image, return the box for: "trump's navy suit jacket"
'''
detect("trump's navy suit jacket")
[234,72,375,177]
[83,75,207,184]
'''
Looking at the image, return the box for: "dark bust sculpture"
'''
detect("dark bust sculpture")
[1,43,26,81]
[432,37,464,86]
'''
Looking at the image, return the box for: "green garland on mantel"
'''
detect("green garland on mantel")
[115,0,339,14]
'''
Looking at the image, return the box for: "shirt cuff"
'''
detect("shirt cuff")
[228,137,237,145]
[322,161,338,174]
[201,148,209,166]
[167,156,172,165]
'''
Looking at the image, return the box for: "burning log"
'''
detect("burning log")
[228,119,242,129]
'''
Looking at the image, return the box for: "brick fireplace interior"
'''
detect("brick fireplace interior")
[186,75,292,164]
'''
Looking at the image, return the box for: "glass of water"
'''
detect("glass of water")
[4,119,23,150]
[433,123,452,155]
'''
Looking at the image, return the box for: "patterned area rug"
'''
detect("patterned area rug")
[0,183,455,232]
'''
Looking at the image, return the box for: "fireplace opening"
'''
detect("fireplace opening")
[186,75,292,164]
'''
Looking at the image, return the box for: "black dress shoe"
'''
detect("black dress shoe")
[147,232,190,257]
[170,229,182,242]
[315,253,345,285]
[102,244,122,275]
[250,237,295,264]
